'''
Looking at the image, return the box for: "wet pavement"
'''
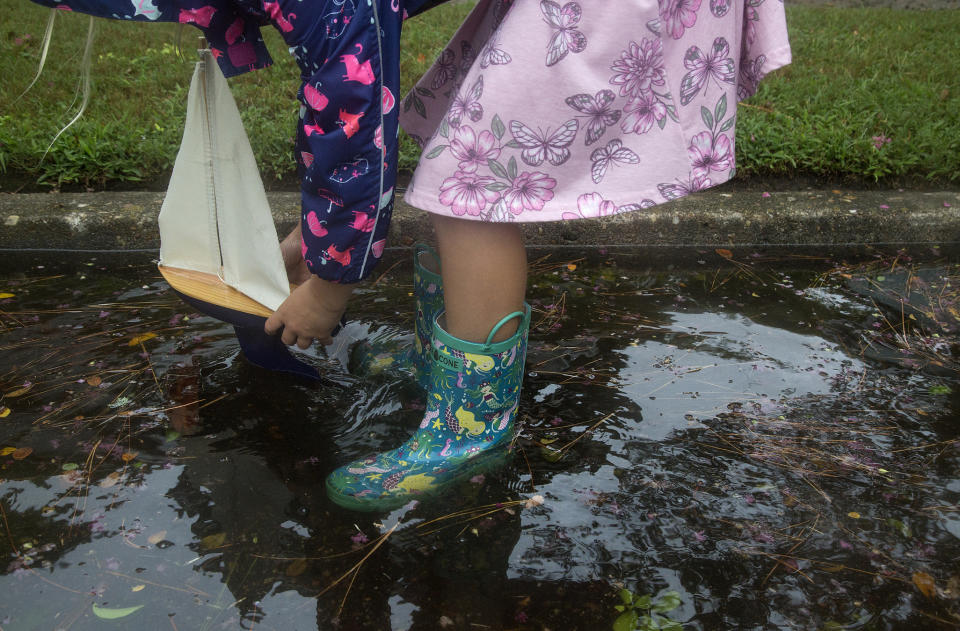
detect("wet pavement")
[1,246,959,630]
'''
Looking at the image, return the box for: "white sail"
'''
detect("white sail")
[159,50,289,312]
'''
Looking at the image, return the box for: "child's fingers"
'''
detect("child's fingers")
[281,328,299,347]
[264,312,282,336]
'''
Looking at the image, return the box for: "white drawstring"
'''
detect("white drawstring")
[15,8,57,103]
[40,15,96,164]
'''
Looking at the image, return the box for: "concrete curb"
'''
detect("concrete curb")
[1,188,958,252]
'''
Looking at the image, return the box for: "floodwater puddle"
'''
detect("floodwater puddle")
[0,246,958,630]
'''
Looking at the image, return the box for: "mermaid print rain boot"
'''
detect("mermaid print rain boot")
[349,244,443,391]
[327,305,531,511]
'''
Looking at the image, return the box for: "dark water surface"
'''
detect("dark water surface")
[1,247,958,630]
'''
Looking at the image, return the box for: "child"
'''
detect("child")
[321,0,791,509]
[23,0,790,512]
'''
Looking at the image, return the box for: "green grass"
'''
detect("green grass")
[0,0,472,190]
[739,6,960,184]
[0,2,958,190]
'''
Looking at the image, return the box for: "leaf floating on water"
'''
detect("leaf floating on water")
[12,447,33,460]
[201,532,226,550]
[0,292,14,299]
[285,558,308,577]
[886,518,912,538]
[62,462,78,471]
[5,384,33,398]
[87,376,103,387]
[128,332,158,346]
[913,571,937,598]
[131,585,145,592]
[109,397,132,409]
[0,447,15,456]
[147,531,167,545]
[0,407,10,418]
[121,451,138,463]
[92,604,144,620]
[715,248,733,259]
[540,445,563,462]
[929,385,951,395]
[99,471,123,488]
[847,511,861,519]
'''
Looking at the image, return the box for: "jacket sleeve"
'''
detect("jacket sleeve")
[286,0,402,284]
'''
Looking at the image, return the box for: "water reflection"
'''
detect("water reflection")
[1,249,958,630]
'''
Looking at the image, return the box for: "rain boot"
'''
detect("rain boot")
[327,305,531,511]
[349,244,443,392]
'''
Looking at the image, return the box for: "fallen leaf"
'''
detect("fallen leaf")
[5,384,33,398]
[87,376,102,387]
[12,447,33,460]
[847,511,861,519]
[201,532,226,550]
[525,494,545,509]
[147,531,167,545]
[128,332,157,346]
[566,263,577,271]
[121,451,138,463]
[0,447,15,456]
[131,585,145,592]
[944,575,960,599]
[61,462,78,471]
[913,571,936,598]
[92,604,144,620]
[0,293,14,299]
[285,558,308,577]
[715,248,733,259]
[99,471,123,488]
[0,407,10,418]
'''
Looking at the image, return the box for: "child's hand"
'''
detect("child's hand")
[264,276,353,348]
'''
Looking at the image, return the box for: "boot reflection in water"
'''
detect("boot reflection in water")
[327,218,528,511]
[348,244,444,393]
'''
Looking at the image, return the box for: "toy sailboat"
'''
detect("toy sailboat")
[158,47,324,380]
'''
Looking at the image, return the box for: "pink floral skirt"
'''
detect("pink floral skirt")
[400,0,791,222]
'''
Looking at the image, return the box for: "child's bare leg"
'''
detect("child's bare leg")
[279,224,312,286]
[431,214,527,342]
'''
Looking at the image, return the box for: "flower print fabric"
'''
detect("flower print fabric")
[401,0,791,223]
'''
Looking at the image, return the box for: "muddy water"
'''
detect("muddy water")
[0,247,958,630]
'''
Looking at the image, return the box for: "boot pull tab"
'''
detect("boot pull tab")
[484,311,526,350]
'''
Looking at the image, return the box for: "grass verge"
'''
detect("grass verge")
[0,2,957,190]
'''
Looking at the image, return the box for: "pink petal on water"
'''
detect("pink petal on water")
[761,192,771,198]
